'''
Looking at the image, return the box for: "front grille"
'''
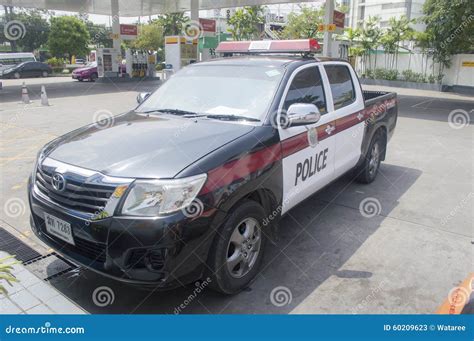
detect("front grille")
[35,165,116,214]
[49,233,107,264]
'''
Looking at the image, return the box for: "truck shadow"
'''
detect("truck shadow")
[47,163,421,314]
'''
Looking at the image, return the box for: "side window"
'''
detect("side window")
[283,66,326,114]
[324,65,356,110]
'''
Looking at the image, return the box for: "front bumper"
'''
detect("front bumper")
[28,178,219,287]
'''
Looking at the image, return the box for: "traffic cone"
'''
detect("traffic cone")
[21,82,30,104]
[40,85,49,106]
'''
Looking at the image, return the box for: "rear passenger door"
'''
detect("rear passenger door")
[322,63,365,178]
[278,64,337,214]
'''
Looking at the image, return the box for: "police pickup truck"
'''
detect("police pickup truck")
[28,39,397,294]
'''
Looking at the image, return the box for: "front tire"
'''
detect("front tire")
[355,132,384,184]
[90,73,98,82]
[13,72,20,79]
[207,200,267,294]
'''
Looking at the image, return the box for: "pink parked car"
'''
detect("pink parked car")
[72,62,127,82]
[71,62,98,81]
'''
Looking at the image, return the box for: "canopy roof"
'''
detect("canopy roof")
[0,0,316,17]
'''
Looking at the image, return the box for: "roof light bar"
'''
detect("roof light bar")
[215,39,321,54]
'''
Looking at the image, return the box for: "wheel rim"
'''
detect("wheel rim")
[14,73,20,79]
[368,142,380,177]
[226,217,261,279]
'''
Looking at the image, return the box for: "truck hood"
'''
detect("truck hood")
[46,111,255,178]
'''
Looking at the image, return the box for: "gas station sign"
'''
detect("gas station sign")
[120,24,138,40]
[199,18,216,33]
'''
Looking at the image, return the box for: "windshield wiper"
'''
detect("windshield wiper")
[205,114,260,122]
[142,109,202,116]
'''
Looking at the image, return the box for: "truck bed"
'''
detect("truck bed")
[363,90,396,106]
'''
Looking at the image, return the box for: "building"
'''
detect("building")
[348,0,426,31]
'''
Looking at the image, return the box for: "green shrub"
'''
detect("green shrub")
[402,70,428,83]
[46,57,66,67]
[372,68,398,81]
[0,256,19,296]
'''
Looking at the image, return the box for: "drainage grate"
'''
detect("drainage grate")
[0,227,42,262]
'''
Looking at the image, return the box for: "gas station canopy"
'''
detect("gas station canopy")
[0,0,315,17]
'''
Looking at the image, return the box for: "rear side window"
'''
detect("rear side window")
[283,66,326,114]
[324,65,356,110]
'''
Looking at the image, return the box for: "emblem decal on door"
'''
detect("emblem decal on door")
[307,127,319,148]
[294,148,328,186]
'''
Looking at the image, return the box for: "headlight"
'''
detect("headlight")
[120,174,207,216]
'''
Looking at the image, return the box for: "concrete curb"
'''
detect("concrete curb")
[0,251,87,315]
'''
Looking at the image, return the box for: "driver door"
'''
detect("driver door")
[278,64,337,214]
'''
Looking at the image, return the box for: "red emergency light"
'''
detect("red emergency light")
[215,39,321,54]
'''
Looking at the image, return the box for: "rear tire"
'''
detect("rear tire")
[355,132,384,184]
[207,200,267,294]
[41,71,48,77]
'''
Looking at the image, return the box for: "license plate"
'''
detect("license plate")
[44,213,75,245]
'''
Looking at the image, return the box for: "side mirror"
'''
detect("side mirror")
[282,103,321,128]
[136,92,150,104]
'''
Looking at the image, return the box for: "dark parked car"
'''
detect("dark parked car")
[1,61,52,79]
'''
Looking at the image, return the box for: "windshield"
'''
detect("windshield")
[86,62,97,67]
[137,64,285,121]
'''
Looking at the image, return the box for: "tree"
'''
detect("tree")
[157,12,188,36]
[358,16,382,74]
[131,22,164,51]
[48,16,90,60]
[413,30,435,78]
[380,16,414,69]
[84,20,113,48]
[423,0,474,77]
[11,9,50,51]
[281,5,324,39]
[227,6,265,41]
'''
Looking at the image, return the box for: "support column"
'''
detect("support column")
[111,0,121,50]
[322,0,334,57]
[190,0,199,21]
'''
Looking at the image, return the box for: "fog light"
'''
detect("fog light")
[145,249,166,271]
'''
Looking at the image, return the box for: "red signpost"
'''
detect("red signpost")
[333,10,345,29]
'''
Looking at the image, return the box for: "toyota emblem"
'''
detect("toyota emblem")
[51,173,66,191]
